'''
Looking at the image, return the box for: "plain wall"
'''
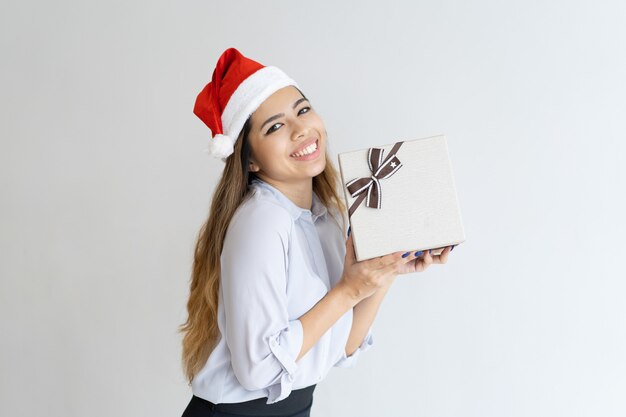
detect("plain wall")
[1,1,625,416]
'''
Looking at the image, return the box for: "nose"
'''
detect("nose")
[291,117,308,140]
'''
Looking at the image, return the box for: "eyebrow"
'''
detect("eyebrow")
[259,97,309,132]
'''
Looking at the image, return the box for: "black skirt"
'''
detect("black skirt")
[181,384,316,417]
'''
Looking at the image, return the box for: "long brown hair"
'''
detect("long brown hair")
[179,91,347,384]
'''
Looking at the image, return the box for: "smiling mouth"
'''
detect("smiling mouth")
[290,139,319,158]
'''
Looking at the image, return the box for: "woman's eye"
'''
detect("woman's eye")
[298,106,311,115]
[266,123,282,135]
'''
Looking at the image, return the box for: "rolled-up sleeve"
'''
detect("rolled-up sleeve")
[334,326,374,368]
[220,201,303,404]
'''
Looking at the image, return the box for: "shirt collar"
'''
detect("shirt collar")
[251,178,328,222]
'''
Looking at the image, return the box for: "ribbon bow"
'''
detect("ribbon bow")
[346,142,404,218]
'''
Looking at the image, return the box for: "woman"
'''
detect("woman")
[180,48,453,417]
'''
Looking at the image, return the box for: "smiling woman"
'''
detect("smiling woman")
[179,47,450,417]
[179,48,354,417]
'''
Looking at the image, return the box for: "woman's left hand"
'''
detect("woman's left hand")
[395,246,454,275]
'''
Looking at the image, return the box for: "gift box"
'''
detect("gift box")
[337,134,465,262]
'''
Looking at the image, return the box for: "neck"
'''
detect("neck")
[256,175,313,210]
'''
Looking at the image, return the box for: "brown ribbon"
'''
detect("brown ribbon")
[346,141,404,218]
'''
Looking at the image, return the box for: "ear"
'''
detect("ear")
[249,160,260,172]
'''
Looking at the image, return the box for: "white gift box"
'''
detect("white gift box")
[337,134,465,262]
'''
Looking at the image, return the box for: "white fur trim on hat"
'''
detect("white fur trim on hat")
[221,66,299,145]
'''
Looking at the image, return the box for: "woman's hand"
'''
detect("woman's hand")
[395,246,454,275]
[338,233,422,302]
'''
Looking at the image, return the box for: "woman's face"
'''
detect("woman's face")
[247,86,327,186]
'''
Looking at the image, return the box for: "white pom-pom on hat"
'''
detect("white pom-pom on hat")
[205,133,235,160]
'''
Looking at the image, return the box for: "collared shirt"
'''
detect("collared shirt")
[191,177,374,405]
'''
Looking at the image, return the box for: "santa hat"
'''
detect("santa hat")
[193,48,299,161]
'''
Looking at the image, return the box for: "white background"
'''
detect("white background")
[1,1,625,416]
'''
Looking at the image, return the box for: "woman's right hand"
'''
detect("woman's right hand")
[338,232,420,303]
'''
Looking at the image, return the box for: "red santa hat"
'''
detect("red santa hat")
[193,48,299,161]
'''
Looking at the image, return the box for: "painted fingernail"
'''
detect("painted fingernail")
[402,252,410,258]
[414,251,423,257]
[347,226,351,237]
[429,249,432,254]
[451,245,455,251]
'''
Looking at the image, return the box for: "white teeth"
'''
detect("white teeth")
[291,141,318,157]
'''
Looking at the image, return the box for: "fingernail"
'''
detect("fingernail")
[347,226,351,237]
[451,245,456,251]
[429,249,432,254]
[414,251,423,257]
[402,252,410,258]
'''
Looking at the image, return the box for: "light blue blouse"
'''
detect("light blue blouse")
[191,177,374,404]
